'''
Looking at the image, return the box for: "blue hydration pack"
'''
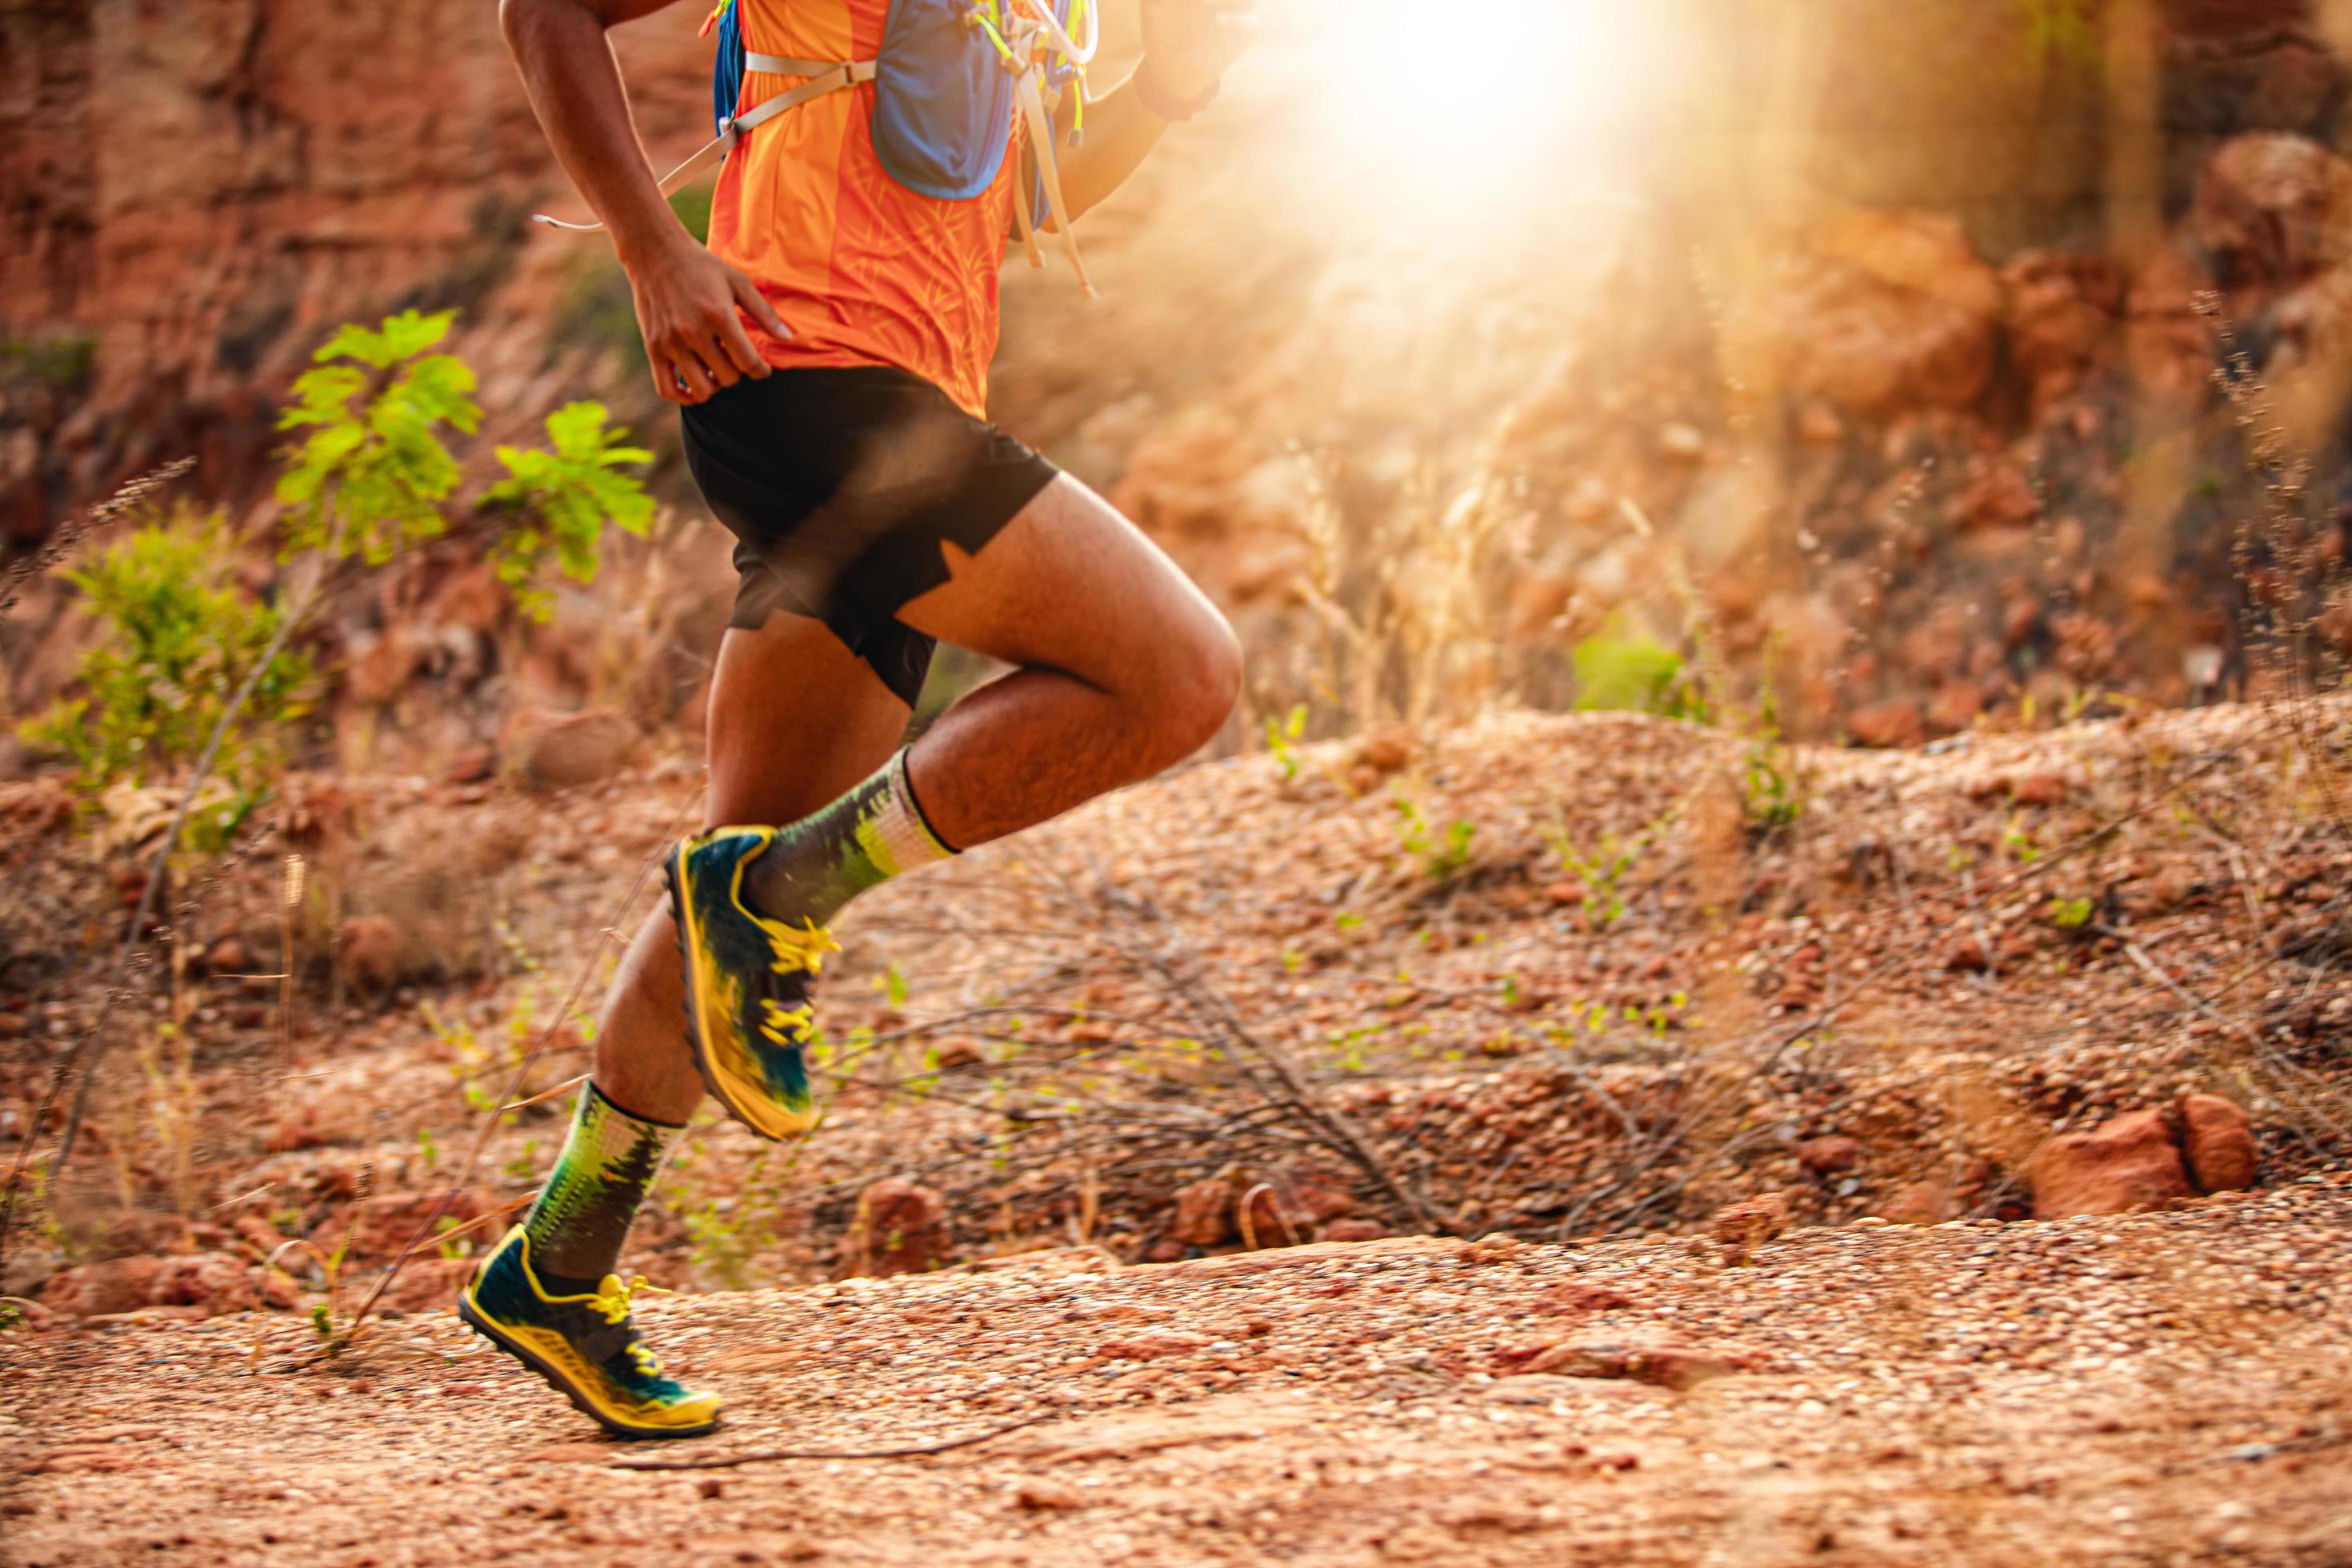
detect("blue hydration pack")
[704,0,1094,285]
[546,1,1094,290]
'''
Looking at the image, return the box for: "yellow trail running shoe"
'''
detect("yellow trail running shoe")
[457,1226,720,1440]
[666,826,840,1142]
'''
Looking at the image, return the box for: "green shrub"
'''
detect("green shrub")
[18,508,314,837]
[1572,630,1699,718]
[275,308,652,617]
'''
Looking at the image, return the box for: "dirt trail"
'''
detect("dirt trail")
[6,1183,2348,1567]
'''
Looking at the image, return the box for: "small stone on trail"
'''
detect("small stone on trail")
[1796,1136,1864,1176]
[2176,1092,2258,1192]
[1014,1478,1086,1511]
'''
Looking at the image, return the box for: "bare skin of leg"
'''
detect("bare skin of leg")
[593,471,1239,1122]
[895,473,1242,847]
[594,614,911,1124]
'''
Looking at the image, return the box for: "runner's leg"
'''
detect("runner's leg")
[593,611,914,1129]
[891,472,1242,847]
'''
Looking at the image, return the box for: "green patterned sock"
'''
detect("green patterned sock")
[519,1083,682,1295]
[741,748,955,926]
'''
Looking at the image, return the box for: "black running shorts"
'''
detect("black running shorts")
[679,366,1060,707]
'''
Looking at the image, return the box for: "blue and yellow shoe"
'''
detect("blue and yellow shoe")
[666,826,840,1142]
[457,1226,721,1440]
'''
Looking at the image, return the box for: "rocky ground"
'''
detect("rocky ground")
[5,1180,2350,1567]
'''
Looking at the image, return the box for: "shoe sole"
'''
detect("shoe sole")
[458,1290,718,1442]
[665,843,802,1143]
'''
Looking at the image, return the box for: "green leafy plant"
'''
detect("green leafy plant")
[16,508,314,831]
[1393,792,1476,880]
[1264,703,1308,780]
[1547,820,1654,930]
[2046,895,2095,931]
[481,401,655,620]
[276,308,652,617]
[1572,629,1700,718]
[276,310,483,565]
[1739,676,1804,834]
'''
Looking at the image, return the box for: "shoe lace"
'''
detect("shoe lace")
[588,1274,677,1379]
[760,997,816,1046]
[764,917,841,979]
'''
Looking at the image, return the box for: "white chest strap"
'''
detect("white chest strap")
[531,56,876,232]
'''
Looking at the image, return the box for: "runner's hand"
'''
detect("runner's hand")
[626,230,791,406]
[1140,0,1256,100]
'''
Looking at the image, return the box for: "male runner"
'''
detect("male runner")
[464,0,1250,1437]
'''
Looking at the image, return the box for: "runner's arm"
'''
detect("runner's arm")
[1038,71,1170,228]
[1038,0,1253,229]
[499,0,791,405]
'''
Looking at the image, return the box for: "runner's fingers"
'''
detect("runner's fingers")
[710,312,768,380]
[728,268,793,342]
[667,352,718,406]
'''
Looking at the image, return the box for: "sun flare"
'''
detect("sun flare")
[1297,0,1654,192]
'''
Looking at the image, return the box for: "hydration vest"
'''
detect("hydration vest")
[538,0,1098,294]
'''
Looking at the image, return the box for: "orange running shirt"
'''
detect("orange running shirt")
[709,0,1021,418]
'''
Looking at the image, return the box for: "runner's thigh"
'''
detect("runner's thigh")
[894,474,1235,691]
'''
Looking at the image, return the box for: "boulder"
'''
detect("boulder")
[1795,1136,1864,1176]
[1746,210,2002,419]
[835,1178,950,1279]
[41,1252,256,1318]
[520,709,639,791]
[1848,699,1926,750]
[2030,1109,2195,1219]
[2191,132,2352,295]
[2001,250,2123,411]
[1168,1175,1238,1248]
[2176,1093,2259,1193]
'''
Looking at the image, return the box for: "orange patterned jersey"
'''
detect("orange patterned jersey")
[710,0,1018,418]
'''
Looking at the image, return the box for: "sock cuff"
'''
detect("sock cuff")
[581,1081,688,1139]
[870,749,958,868]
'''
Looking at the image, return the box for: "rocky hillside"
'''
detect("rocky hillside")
[12,2,2352,761]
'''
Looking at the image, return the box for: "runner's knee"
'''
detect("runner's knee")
[1140,608,1242,759]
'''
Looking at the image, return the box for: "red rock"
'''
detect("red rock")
[1320,1219,1389,1244]
[1097,1330,1211,1360]
[1168,1176,1237,1248]
[1015,1478,1085,1511]
[1522,1335,1758,1390]
[2002,250,2123,411]
[444,745,497,786]
[835,1178,950,1279]
[338,914,407,991]
[1748,210,2001,418]
[1796,1136,1864,1176]
[2192,132,2352,294]
[1880,1180,1954,1226]
[204,934,253,974]
[1350,725,1417,778]
[1536,1280,1636,1313]
[2010,773,2068,807]
[2030,1109,2196,1218]
[1847,700,1925,750]
[1712,1193,1790,1262]
[42,1257,170,1317]
[520,709,639,791]
[2176,1093,2259,1193]
[1954,460,2042,533]
[41,1253,255,1318]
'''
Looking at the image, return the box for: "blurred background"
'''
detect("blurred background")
[6,0,2352,762]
